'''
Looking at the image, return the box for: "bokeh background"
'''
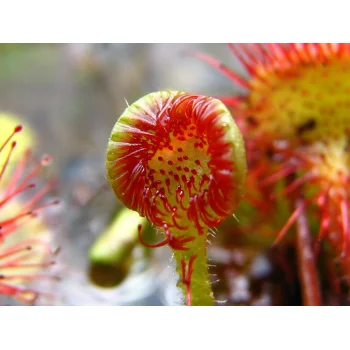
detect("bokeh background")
[0,44,245,305]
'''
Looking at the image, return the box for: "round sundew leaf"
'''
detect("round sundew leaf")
[0,118,56,304]
[106,91,247,232]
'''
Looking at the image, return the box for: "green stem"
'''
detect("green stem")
[89,207,147,265]
[173,230,214,306]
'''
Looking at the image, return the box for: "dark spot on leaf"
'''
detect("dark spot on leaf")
[247,116,258,127]
[296,118,316,135]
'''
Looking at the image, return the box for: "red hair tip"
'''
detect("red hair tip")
[14,125,23,133]
[41,155,52,166]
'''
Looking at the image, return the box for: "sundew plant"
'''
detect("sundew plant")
[106,91,246,305]
[1,43,349,306]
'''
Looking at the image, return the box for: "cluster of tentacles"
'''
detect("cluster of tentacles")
[0,125,58,304]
